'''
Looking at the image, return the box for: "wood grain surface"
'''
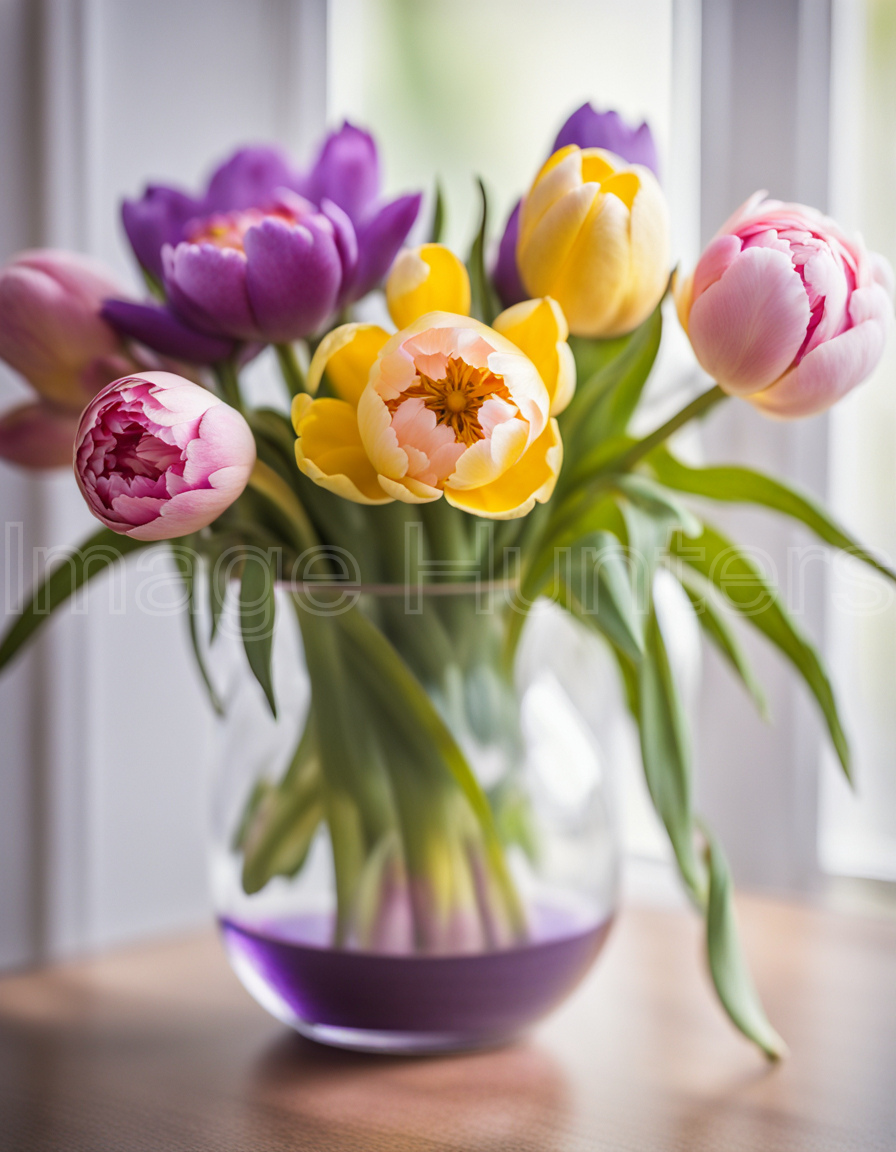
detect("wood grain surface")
[0,895,893,1151]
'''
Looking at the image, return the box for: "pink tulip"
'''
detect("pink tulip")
[677,194,894,418]
[0,402,82,470]
[0,250,129,411]
[74,371,256,540]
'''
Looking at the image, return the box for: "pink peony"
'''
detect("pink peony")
[676,194,894,418]
[74,371,256,540]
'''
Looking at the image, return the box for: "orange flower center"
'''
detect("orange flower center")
[387,356,514,447]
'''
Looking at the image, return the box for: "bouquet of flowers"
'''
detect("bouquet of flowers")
[1,107,893,1058]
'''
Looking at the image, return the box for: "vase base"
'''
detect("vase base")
[219,906,613,1056]
[292,1020,518,1055]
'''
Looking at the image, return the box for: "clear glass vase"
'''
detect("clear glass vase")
[209,582,620,1053]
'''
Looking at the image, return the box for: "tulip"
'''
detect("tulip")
[552,103,659,176]
[0,403,82,470]
[676,194,895,418]
[386,244,471,331]
[0,250,128,410]
[160,190,355,345]
[516,146,669,338]
[494,105,660,309]
[74,371,255,540]
[109,127,421,361]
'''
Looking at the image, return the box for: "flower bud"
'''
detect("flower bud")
[0,250,126,410]
[386,244,471,330]
[517,146,669,338]
[74,371,255,539]
[677,194,895,418]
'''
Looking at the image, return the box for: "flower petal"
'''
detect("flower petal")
[350,194,422,301]
[122,187,202,281]
[164,243,257,339]
[687,245,810,394]
[445,418,562,519]
[0,401,80,470]
[101,299,236,363]
[307,322,391,405]
[492,200,527,309]
[493,296,575,414]
[750,284,892,418]
[386,244,471,329]
[243,216,342,343]
[292,393,392,504]
[203,145,296,213]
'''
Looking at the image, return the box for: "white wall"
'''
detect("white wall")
[0,0,327,968]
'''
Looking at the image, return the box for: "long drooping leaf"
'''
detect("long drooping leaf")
[671,522,851,778]
[170,543,223,715]
[649,447,896,584]
[0,528,150,670]
[704,827,787,1060]
[466,177,499,325]
[240,550,278,717]
[637,608,705,900]
[677,570,768,718]
[559,530,645,662]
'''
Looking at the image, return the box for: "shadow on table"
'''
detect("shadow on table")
[249,1030,574,1149]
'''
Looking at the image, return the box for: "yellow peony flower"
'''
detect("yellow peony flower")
[293,252,574,519]
[517,145,669,338]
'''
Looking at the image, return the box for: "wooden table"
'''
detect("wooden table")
[1,895,893,1151]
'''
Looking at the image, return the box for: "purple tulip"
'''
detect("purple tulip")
[112,126,421,361]
[552,103,659,176]
[74,371,256,540]
[492,201,527,310]
[492,104,660,308]
[160,192,352,344]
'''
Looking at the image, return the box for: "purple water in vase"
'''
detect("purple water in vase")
[220,905,613,1053]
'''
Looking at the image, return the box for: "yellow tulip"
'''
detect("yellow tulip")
[295,307,568,519]
[517,145,669,338]
[385,244,471,330]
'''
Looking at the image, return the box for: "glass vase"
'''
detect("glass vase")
[209,581,620,1054]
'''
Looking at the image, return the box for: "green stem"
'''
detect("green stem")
[592,384,727,480]
[213,359,245,414]
[275,343,307,397]
[247,460,319,556]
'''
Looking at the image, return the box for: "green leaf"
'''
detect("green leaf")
[240,550,278,717]
[0,528,150,670]
[649,448,896,584]
[561,303,663,468]
[704,828,787,1060]
[677,570,768,719]
[170,543,223,716]
[614,473,703,540]
[428,179,446,243]
[559,530,645,662]
[671,523,851,779]
[637,609,705,900]
[466,177,499,325]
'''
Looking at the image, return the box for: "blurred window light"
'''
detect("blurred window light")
[328,0,692,867]
[820,0,896,882]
